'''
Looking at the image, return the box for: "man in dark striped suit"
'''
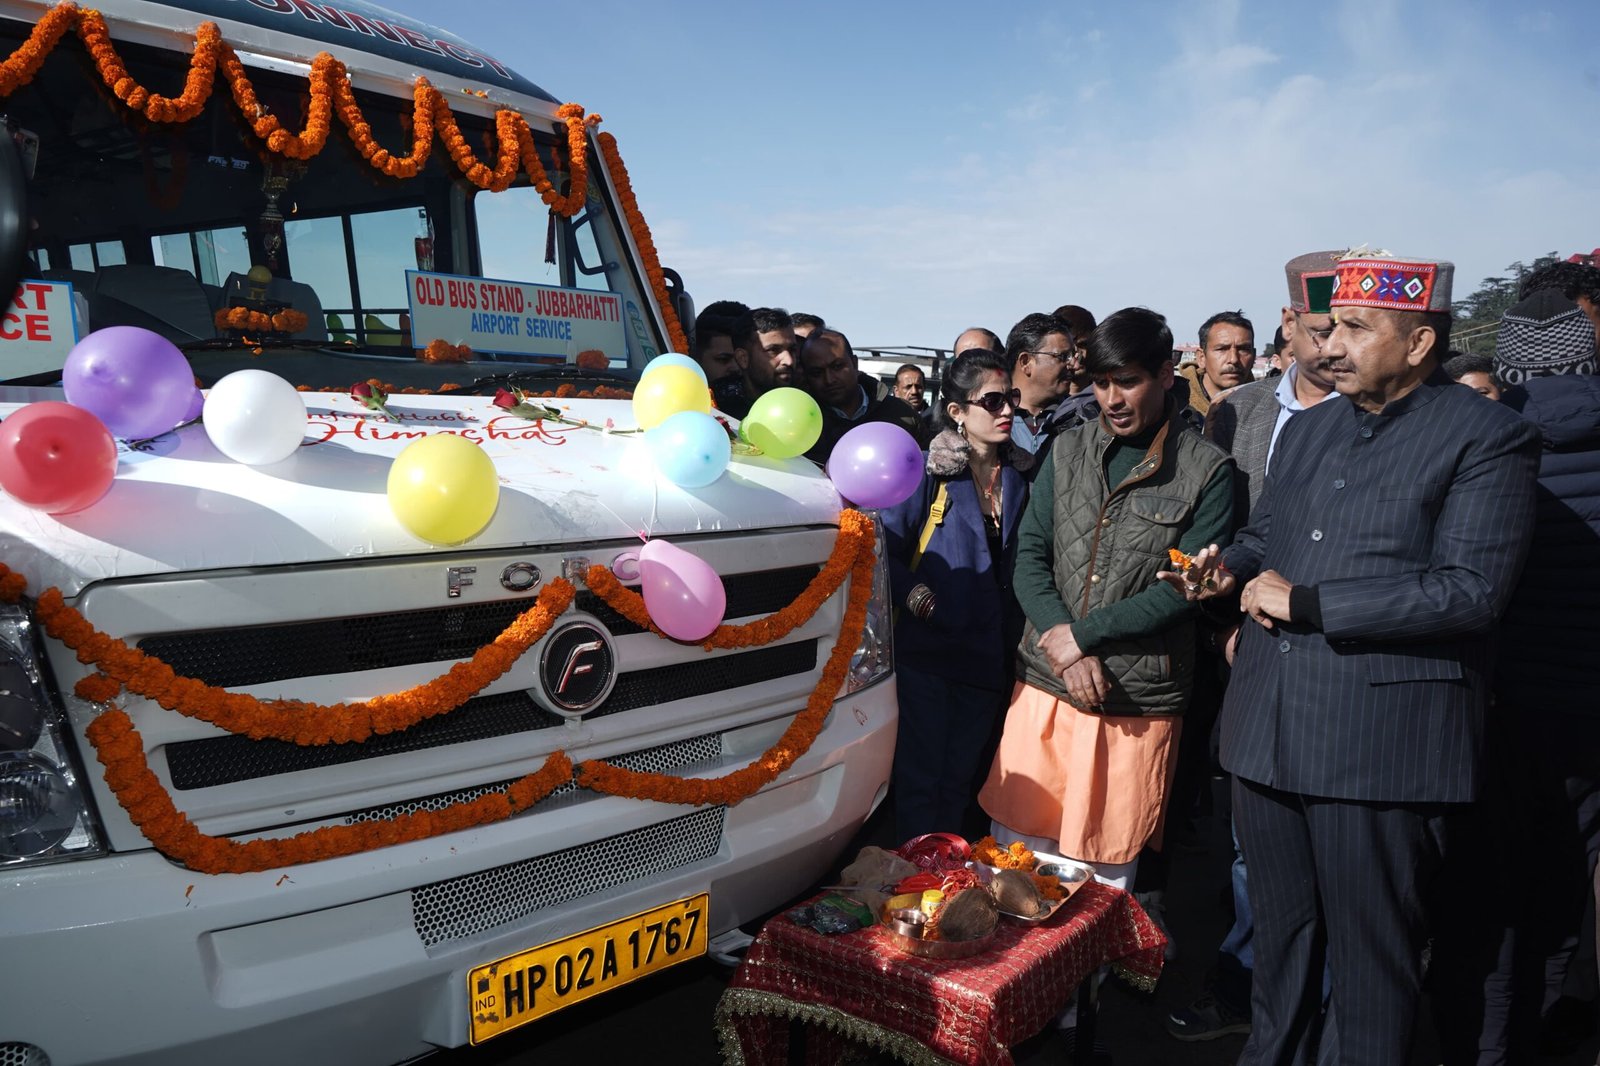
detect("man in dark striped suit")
[1171,253,1541,1064]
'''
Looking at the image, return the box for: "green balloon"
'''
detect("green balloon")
[741,387,822,459]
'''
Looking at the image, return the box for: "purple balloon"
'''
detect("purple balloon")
[182,387,205,423]
[63,326,195,439]
[828,422,923,509]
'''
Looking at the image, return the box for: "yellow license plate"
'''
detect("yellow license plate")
[467,893,709,1044]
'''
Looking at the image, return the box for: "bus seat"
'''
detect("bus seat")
[326,312,354,345]
[364,313,402,346]
[90,264,217,344]
[200,282,225,315]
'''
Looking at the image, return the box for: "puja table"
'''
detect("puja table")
[714,881,1166,1066]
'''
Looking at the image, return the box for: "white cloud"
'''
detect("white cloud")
[599,2,1599,352]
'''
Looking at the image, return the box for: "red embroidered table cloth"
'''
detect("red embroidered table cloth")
[714,881,1165,1066]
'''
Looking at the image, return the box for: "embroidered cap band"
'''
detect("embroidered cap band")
[1331,255,1454,313]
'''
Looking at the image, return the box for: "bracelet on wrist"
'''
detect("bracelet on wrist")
[906,584,936,620]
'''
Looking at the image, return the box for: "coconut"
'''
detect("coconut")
[935,885,999,941]
[992,868,1046,917]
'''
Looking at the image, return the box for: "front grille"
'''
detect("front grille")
[590,640,817,719]
[0,1044,49,1066]
[345,732,724,823]
[137,564,822,688]
[163,641,816,790]
[164,690,563,790]
[411,806,726,948]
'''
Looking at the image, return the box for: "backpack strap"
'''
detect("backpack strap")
[908,481,950,573]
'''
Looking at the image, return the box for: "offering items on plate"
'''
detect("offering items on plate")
[894,832,972,871]
[971,835,1037,870]
[992,869,1048,917]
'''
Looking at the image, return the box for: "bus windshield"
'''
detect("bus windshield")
[0,8,663,389]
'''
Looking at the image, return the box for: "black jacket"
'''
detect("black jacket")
[805,372,926,464]
[1219,372,1540,803]
[1495,374,1600,715]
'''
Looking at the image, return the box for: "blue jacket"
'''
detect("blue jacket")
[881,431,1029,692]
[1496,375,1600,715]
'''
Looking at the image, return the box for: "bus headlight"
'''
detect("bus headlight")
[845,514,893,693]
[0,603,104,866]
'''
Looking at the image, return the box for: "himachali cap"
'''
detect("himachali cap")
[1495,288,1598,385]
[1285,251,1344,313]
[1331,254,1454,313]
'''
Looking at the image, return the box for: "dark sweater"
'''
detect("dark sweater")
[1495,375,1600,715]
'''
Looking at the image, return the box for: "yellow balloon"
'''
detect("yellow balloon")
[387,433,500,544]
[632,365,711,430]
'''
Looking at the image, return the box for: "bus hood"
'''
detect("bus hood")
[0,390,843,597]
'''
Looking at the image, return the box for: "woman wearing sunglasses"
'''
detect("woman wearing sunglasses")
[880,348,1032,842]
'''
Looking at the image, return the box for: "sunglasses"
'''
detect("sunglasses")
[961,388,1021,414]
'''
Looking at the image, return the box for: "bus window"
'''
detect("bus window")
[350,206,424,322]
[477,188,565,288]
[152,227,249,285]
[568,209,612,294]
[283,216,353,316]
[68,242,128,271]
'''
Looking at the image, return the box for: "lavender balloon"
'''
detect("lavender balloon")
[63,326,195,439]
[828,422,923,509]
[181,386,204,424]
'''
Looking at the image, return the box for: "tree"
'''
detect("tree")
[1451,253,1562,359]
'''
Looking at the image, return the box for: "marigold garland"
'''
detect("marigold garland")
[419,338,472,363]
[86,707,572,874]
[213,306,309,335]
[0,511,875,869]
[292,379,630,400]
[595,131,689,354]
[3,4,690,369]
[574,513,876,807]
[584,509,871,651]
[0,4,598,202]
[22,573,575,745]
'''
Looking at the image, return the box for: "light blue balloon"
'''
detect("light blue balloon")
[642,352,708,383]
[648,411,732,488]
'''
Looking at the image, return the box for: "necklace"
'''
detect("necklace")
[972,462,1001,529]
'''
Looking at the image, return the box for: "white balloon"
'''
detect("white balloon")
[202,370,307,465]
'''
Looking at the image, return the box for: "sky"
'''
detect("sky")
[381,0,1598,353]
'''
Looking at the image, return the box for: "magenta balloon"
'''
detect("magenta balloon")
[827,422,924,508]
[63,326,195,439]
[639,538,726,642]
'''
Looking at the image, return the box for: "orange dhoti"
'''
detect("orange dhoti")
[978,681,1182,866]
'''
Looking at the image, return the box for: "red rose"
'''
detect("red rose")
[350,382,374,401]
[492,388,518,410]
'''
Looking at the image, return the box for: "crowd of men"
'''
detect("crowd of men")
[690,250,1600,1065]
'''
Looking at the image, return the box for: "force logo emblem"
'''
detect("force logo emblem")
[535,618,617,718]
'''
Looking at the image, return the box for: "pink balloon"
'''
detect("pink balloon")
[828,422,924,508]
[639,539,726,642]
[0,401,118,514]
